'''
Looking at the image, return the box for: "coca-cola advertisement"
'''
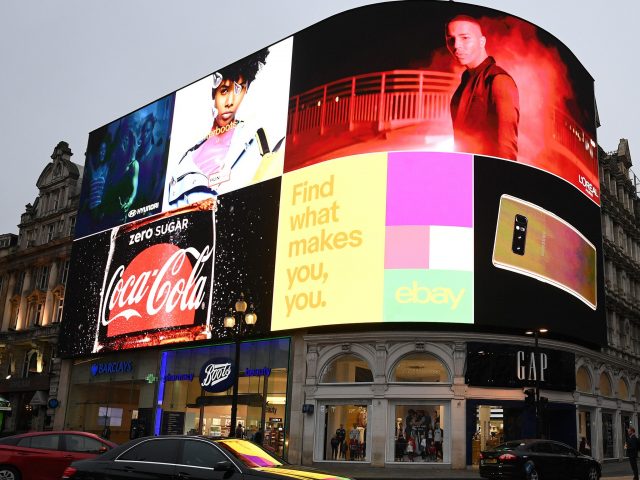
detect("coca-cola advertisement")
[59,178,280,357]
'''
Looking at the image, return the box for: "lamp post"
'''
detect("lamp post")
[224,293,257,438]
[525,328,548,439]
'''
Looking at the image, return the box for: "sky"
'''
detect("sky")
[0,0,636,235]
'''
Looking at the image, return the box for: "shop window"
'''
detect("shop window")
[599,372,613,397]
[98,406,123,427]
[576,367,592,393]
[322,404,368,461]
[394,404,446,463]
[618,378,630,400]
[472,405,504,464]
[602,413,614,458]
[320,354,372,383]
[635,384,640,402]
[391,353,449,382]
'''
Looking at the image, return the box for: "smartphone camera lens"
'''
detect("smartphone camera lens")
[512,213,527,256]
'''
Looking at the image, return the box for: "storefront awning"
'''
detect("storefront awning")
[29,390,48,407]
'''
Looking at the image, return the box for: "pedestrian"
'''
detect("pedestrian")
[235,422,244,439]
[627,427,639,480]
[253,428,264,445]
[579,436,591,456]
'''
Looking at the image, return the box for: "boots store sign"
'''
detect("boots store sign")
[466,342,576,391]
[199,357,236,393]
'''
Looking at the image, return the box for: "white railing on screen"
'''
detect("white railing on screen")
[287,69,596,170]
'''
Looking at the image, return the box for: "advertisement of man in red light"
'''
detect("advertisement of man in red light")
[285,2,598,204]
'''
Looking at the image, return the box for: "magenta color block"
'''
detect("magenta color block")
[386,152,472,227]
[384,225,430,269]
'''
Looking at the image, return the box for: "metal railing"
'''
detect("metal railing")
[287,69,597,172]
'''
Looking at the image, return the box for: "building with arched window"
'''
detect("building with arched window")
[41,0,640,474]
[0,141,81,433]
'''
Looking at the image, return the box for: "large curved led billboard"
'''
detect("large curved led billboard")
[59,1,604,357]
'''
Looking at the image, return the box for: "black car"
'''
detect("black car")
[62,436,354,480]
[479,439,600,480]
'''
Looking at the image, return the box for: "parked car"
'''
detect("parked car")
[0,430,116,480]
[63,436,354,480]
[479,439,601,480]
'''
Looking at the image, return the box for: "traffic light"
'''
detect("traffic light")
[524,388,535,405]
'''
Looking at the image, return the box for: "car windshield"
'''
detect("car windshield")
[492,441,527,451]
[217,439,284,468]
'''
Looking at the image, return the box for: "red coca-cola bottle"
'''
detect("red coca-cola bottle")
[93,198,216,352]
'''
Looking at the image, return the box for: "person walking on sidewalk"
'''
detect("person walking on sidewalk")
[626,426,639,480]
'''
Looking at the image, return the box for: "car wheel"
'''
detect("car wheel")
[527,466,540,480]
[585,465,599,480]
[0,466,20,480]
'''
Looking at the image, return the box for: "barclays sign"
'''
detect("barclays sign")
[90,361,133,376]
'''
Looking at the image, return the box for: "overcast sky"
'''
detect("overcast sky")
[0,0,636,235]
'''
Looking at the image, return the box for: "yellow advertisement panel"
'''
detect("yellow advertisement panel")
[272,153,387,329]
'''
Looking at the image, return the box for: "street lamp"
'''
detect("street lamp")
[525,328,548,438]
[224,293,257,438]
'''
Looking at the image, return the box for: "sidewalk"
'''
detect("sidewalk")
[313,459,635,479]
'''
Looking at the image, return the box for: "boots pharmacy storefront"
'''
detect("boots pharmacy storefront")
[156,338,290,456]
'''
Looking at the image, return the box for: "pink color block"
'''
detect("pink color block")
[385,225,430,269]
[386,151,472,227]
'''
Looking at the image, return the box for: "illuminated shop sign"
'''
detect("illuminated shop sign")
[466,343,576,391]
[164,373,195,382]
[199,357,236,393]
[245,367,271,377]
[90,361,133,376]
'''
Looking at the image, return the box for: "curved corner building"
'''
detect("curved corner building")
[57,1,633,472]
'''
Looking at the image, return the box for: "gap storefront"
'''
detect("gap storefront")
[156,338,291,457]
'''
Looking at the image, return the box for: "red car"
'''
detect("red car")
[0,431,116,480]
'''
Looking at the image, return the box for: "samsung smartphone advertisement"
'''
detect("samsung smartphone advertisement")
[60,2,604,357]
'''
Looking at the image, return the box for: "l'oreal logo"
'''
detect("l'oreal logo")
[395,281,465,310]
[578,175,599,198]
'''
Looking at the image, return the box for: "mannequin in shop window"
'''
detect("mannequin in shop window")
[330,435,340,460]
[395,435,407,461]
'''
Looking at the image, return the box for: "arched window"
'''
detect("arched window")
[576,366,592,393]
[391,353,449,383]
[320,354,373,383]
[617,378,629,400]
[599,372,612,397]
[23,350,39,378]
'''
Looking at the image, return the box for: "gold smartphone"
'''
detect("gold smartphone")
[492,195,597,310]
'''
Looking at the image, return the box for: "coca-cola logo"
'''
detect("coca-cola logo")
[99,243,213,337]
[199,357,236,393]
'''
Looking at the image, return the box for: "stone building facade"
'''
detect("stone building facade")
[0,141,82,433]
